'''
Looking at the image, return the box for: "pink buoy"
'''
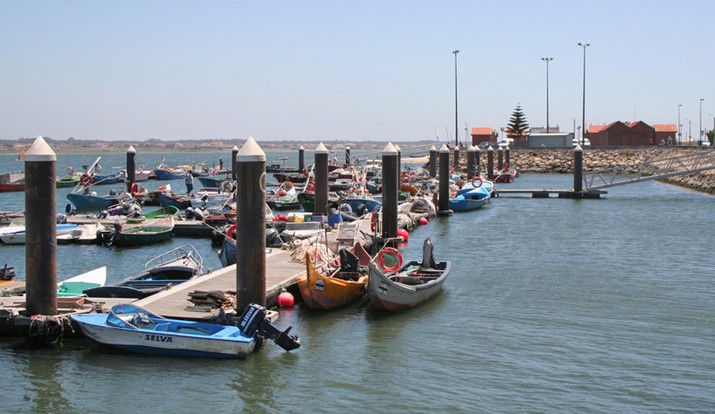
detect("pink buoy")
[418,217,428,225]
[397,228,409,242]
[277,291,295,307]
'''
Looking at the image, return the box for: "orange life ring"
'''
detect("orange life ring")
[227,224,237,240]
[400,172,411,184]
[130,183,139,194]
[377,247,403,273]
[471,177,483,188]
[80,174,93,186]
[370,212,377,233]
[305,180,315,194]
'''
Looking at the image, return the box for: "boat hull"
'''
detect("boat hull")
[367,260,450,311]
[298,255,367,310]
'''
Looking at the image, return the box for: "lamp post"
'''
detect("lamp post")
[541,57,553,133]
[500,127,505,144]
[577,42,590,146]
[699,98,704,144]
[678,104,682,144]
[453,49,459,148]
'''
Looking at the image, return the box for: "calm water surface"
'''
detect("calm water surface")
[1,151,714,413]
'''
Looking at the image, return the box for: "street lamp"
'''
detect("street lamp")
[541,57,553,133]
[577,42,590,146]
[699,98,704,144]
[453,50,459,148]
[678,104,682,144]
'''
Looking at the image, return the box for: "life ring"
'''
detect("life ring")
[80,174,93,186]
[377,247,403,273]
[400,172,411,184]
[305,180,315,193]
[130,183,139,194]
[227,224,237,240]
[370,212,377,233]
[471,177,483,188]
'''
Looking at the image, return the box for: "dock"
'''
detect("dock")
[495,189,607,198]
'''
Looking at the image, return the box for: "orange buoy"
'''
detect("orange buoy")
[277,291,295,307]
[397,228,409,242]
[418,217,428,225]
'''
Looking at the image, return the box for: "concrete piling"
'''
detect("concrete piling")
[126,145,136,193]
[429,145,438,178]
[24,136,57,316]
[231,145,239,181]
[298,145,305,172]
[467,145,476,179]
[381,143,399,242]
[345,146,351,167]
[475,146,482,177]
[497,146,504,170]
[505,145,511,167]
[487,146,495,180]
[453,146,460,171]
[574,145,583,192]
[437,144,452,216]
[313,143,329,217]
[235,137,267,313]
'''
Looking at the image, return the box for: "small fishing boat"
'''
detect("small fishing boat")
[99,216,174,247]
[57,266,107,297]
[71,302,300,358]
[494,164,517,183]
[449,178,492,212]
[153,160,186,180]
[56,223,105,244]
[134,167,154,181]
[1,263,15,281]
[297,244,371,310]
[0,172,25,192]
[367,238,451,311]
[0,219,79,245]
[56,167,81,188]
[84,244,203,298]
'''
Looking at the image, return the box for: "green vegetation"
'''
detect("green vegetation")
[506,104,529,144]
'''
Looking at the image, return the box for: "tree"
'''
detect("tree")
[506,104,530,144]
[706,129,714,145]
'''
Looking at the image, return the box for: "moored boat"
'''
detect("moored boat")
[367,238,450,311]
[99,216,174,247]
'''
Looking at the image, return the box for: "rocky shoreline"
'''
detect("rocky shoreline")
[501,147,715,195]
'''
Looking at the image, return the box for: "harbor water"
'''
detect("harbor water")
[1,150,714,413]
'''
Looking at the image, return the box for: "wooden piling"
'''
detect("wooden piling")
[573,145,583,192]
[475,146,482,176]
[126,145,136,193]
[453,146,460,171]
[429,145,437,178]
[231,145,239,181]
[345,146,351,167]
[437,144,452,216]
[487,146,495,180]
[381,143,399,241]
[497,145,504,170]
[394,144,401,194]
[24,136,57,316]
[467,145,476,179]
[235,137,266,312]
[505,145,511,167]
[313,143,329,217]
[298,145,305,172]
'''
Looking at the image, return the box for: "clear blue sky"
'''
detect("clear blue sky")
[1,1,714,143]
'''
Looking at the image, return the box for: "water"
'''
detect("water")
[2,151,715,413]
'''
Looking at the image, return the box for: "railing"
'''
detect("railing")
[584,150,715,190]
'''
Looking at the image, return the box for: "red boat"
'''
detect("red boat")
[0,182,25,192]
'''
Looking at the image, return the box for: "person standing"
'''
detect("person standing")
[219,158,224,170]
[185,172,194,194]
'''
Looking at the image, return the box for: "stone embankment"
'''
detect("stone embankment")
[502,147,715,195]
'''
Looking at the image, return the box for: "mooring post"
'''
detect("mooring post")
[505,145,511,167]
[475,146,482,177]
[497,145,504,170]
[573,145,583,192]
[235,137,266,313]
[24,136,57,316]
[438,144,452,216]
[345,146,351,167]
[231,145,239,181]
[298,145,305,172]
[467,145,476,180]
[394,144,401,193]
[126,145,136,193]
[487,146,495,180]
[429,145,437,178]
[382,143,399,242]
[313,143,329,217]
[453,146,460,172]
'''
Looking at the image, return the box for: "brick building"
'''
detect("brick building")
[470,127,497,146]
[586,121,663,146]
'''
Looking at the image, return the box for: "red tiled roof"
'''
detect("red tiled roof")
[654,124,677,133]
[587,122,614,133]
[471,127,494,135]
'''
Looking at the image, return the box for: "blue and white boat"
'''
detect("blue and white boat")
[71,303,300,358]
[153,161,186,180]
[0,220,79,244]
[450,179,492,212]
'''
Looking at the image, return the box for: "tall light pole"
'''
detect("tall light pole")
[453,50,459,148]
[678,104,682,145]
[699,98,704,144]
[541,57,553,133]
[577,42,590,146]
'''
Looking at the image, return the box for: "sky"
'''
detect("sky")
[1,0,714,143]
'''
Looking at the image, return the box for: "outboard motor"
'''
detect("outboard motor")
[109,188,118,196]
[238,304,300,352]
[56,213,67,224]
[339,248,360,273]
[421,238,436,269]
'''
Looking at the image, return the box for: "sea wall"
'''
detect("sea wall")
[501,147,715,195]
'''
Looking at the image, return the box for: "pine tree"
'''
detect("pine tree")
[506,104,530,144]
